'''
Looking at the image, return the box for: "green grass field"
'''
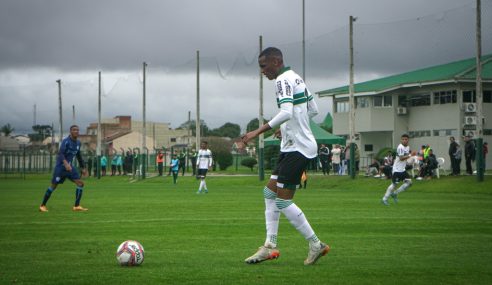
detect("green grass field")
[0,173,491,285]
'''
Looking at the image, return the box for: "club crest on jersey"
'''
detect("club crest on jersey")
[55,177,61,182]
[276,81,283,95]
[295,78,304,85]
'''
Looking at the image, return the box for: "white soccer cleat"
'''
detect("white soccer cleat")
[244,245,280,264]
[304,242,330,265]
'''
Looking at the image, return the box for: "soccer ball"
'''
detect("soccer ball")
[116,240,145,266]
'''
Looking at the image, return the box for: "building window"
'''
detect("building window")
[364,144,373,152]
[409,130,431,138]
[433,90,457,104]
[408,93,430,106]
[373,95,392,107]
[484,129,492,136]
[356,97,369,108]
[464,90,492,103]
[433,129,457,137]
[335,100,349,113]
[170,138,176,142]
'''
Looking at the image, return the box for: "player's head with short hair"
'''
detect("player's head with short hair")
[258,47,284,80]
[69,125,80,139]
[200,141,208,150]
[401,134,409,146]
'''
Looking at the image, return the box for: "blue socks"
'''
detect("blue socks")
[75,187,83,206]
[41,187,54,205]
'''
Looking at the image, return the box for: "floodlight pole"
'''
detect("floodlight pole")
[142,62,147,179]
[56,79,63,143]
[302,0,306,80]
[97,71,102,179]
[348,16,357,179]
[476,0,484,182]
[259,35,265,181]
[196,50,201,151]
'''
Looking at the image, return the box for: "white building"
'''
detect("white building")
[317,55,492,170]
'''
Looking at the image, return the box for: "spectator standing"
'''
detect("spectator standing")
[116,153,123,175]
[170,154,179,184]
[111,154,118,176]
[124,151,133,175]
[189,149,198,176]
[318,144,330,175]
[464,135,476,175]
[448,136,458,175]
[453,143,462,175]
[87,156,93,177]
[178,151,186,176]
[156,150,164,176]
[331,144,341,175]
[101,154,107,176]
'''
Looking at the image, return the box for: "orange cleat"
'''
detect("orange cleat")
[39,205,48,212]
[72,205,89,211]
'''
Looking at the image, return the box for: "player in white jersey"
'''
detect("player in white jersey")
[196,141,212,194]
[241,47,329,265]
[381,134,415,206]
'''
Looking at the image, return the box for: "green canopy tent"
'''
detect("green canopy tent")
[264,120,346,147]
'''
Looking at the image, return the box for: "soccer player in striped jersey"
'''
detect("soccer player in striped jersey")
[196,141,212,194]
[241,47,330,265]
[39,125,88,212]
[381,134,415,206]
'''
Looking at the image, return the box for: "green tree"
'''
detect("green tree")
[178,120,209,137]
[1,123,14,136]
[209,122,241,138]
[207,137,233,171]
[29,124,52,142]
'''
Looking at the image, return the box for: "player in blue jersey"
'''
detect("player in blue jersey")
[39,125,88,212]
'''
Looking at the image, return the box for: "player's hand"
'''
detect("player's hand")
[81,169,88,177]
[411,151,417,156]
[65,164,72,172]
[240,131,257,147]
[274,129,281,139]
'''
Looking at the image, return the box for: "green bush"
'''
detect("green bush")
[241,157,258,171]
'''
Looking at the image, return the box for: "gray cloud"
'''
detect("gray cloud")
[0,0,491,133]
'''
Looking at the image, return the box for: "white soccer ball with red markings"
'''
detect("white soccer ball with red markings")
[116,240,145,266]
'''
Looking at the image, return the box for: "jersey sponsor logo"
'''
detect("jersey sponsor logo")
[284,80,292,96]
[276,81,283,95]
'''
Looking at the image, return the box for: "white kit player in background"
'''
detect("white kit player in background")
[196,141,213,194]
[240,47,330,266]
[381,134,415,206]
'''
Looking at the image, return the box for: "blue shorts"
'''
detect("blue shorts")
[51,166,81,184]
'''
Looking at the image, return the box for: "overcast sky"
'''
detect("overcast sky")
[0,0,491,134]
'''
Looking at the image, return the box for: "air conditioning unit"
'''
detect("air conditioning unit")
[464,116,477,125]
[464,103,477,113]
[396,107,407,115]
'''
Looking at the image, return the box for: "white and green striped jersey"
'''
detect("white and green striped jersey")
[273,67,318,158]
[197,149,213,169]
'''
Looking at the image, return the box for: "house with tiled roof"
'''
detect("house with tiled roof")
[317,55,492,170]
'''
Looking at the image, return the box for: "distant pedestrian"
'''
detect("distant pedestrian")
[318,144,330,175]
[170,154,179,184]
[156,150,164,176]
[464,135,476,175]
